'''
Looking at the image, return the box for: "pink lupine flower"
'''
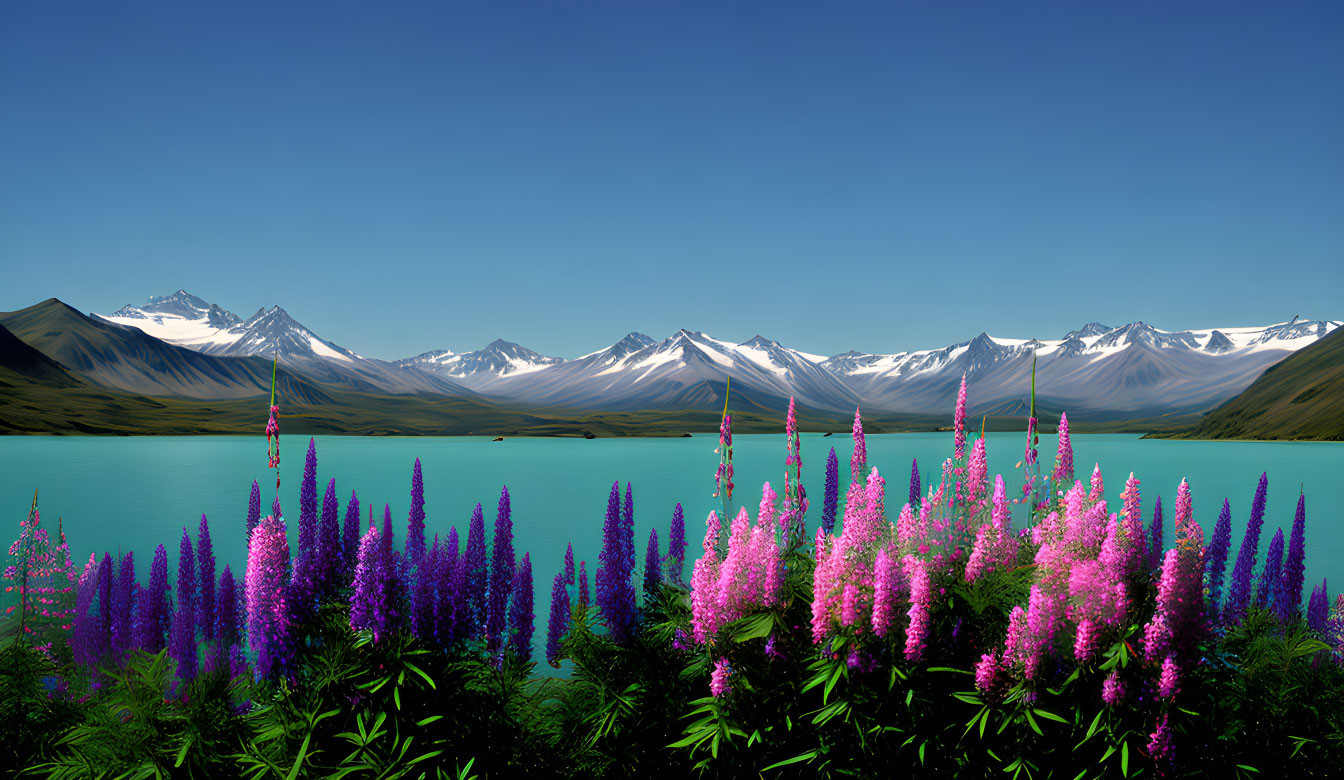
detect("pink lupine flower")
[1158,654,1180,699]
[953,373,968,460]
[1174,478,1193,542]
[850,407,867,481]
[1088,464,1104,503]
[871,546,905,637]
[758,482,777,528]
[1074,618,1097,664]
[1101,669,1125,707]
[710,658,732,697]
[974,652,1003,701]
[1148,713,1174,764]
[1052,412,1074,484]
[965,437,988,505]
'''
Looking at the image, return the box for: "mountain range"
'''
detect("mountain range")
[95,291,1341,422]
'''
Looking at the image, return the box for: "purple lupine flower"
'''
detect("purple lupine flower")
[1307,579,1329,634]
[1052,411,1074,484]
[1276,492,1307,623]
[508,552,534,661]
[668,505,686,584]
[451,504,487,641]
[317,478,340,594]
[822,448,839,535]
[170,528,198,682]
[110,551,136,666]
[545,570,570,667]
[411,542,439,641]
[577,560,590,610]
[92,553,114,669]
[1148,713,1174,766]
[342,489,362,575]
[563,542,576,586]
[850,408,867,481]
[197,515,216,644]
[1223,473,1268,625]
[407,458,426,565]
[70,554,97,668]
[1204,499,1232,622]
[1148,496,1164,572]
[908,457,920,511]
[272,494,282,522]
[216,565,240,651]
[485,486,515,654]
[246,513,293,681]
[1255,528,1285,612]
[434,531,459,646]
[246,480,261,539]
[643,528,662,598]
[953,373,968,460]
[597,481,637,644]
[292,439,319,621]
[622,482,636,575]
[137,544,170,654]
[350,524,391,642]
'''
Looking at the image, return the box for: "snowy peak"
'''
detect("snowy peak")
[395,339,564,385]
[1063,322,1114,340]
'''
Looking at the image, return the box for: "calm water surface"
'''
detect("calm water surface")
[2,433,1340,632]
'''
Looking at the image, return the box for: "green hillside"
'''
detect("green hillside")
[1148,325,1344,441]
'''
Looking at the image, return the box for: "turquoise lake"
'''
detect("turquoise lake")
[2,433,1340,636]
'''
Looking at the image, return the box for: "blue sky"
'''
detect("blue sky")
[2,1,1341,361]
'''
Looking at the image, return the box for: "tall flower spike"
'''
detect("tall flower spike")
[563,542,576,586]
[216,564,240,652]
[643,528,662,598]
[246,480,261,539]
[246,513,293,680]
[457,504,488,639]
[350,524,389,642]
[668,504,686,584]
[1255,528,1285,612]
[342,489,362,576]
[822,448,839,535]
[1148,496,1165,572]
[485,486,515,653]
[407,458,426,565]
[318,478,340,592]
[1306,579,1329,634]
[545,570,570,667]
[111,551,136,665]
[1223,472,1268,626]
[851,407,867,481]
[198,514,216,644]
[1204,499,1232,621]
[170,528,198,683]
[597,481,637,644]
[953,373,968,460]
[508,552,534,661]
[908,457,920,511]
[1052,412,1074,484]
[1276,492,1307,623]
[137,544,170,654]
[577,560,590,610]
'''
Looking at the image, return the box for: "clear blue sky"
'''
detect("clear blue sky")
[2,1,1341,361]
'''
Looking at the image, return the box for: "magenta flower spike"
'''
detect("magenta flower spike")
[953,373,968,460]
[1052,412,1074,484]
[850,407,867,482]
[245,513,293,681]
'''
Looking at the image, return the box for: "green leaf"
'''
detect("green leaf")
[404,662,436,690]
[1084,710,1103,741]
[927,666,971,675]
[1121,740,1129,777]
[1033,708,1067,724]
[1024,709,1042,736]
[732,612,775,642]
[762,751,818,771]
[823,662,844,704]
[1235,766,1260,774]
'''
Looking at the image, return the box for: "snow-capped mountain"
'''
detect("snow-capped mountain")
[482,329,862,413]
[98,292,474,397]
[394,340,565,389]
[825,320,1343,418]
[94,291,1341,419]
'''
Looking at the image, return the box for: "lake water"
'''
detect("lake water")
[2,433,1340,641]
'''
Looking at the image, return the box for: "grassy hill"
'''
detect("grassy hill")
[1146,325,1344,441]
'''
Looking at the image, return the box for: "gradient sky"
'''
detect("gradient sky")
[2,1,1341,361]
